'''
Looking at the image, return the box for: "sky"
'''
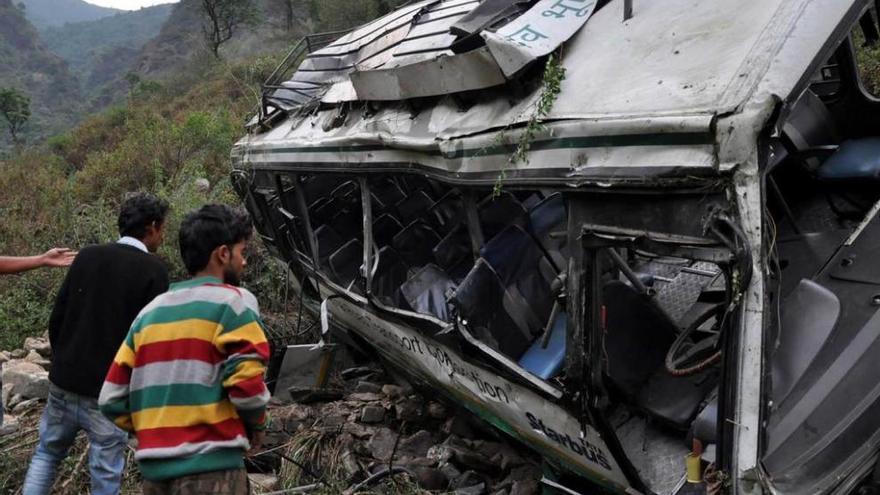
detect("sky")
[84,0,178,10]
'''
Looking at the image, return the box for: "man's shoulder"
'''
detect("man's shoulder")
[197,283,260,316]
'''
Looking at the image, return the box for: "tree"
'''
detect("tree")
[0,88,30,144]
[200,0,258,58]
[272,0,295,31]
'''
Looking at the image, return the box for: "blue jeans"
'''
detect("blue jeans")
[23,384,128,495]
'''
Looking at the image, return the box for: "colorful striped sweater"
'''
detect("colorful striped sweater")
[98,276,271,481]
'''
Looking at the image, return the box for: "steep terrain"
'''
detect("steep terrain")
[134,0,310,80]
[0,0,81,147]
[40,4,173,103]
[18,0,120,30]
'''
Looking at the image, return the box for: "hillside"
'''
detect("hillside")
[134,0,311,79]
[41,4,173,101]
[18,0,120,29]
[0,0,82,148]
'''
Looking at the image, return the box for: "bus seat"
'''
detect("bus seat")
[518,311,567,380]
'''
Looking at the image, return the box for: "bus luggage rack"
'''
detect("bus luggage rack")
[259,30,352,122]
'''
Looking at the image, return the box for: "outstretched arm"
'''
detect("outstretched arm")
[0,248,77,274]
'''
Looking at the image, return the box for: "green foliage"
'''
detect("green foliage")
[0,56,288,350]
[855,28,880,97]
[0,87,31,143]
[40,4,172,80]
[309,0,393,31]
[493,53,566,196]
[200,0,260,58]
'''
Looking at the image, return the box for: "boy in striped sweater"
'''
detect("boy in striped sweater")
[99,204,270,494]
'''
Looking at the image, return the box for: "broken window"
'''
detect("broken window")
[367,175,467,321]
[299,175,366,293]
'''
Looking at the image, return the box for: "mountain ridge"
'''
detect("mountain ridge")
[18,0,121,29]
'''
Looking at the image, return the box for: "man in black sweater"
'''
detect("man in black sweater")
[23,192,170,495]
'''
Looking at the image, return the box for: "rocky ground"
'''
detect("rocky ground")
[0,337,545,494]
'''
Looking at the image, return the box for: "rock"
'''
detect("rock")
[443,415,475,438]
[247,473,278,491]
[398,430,434,458]
[288,387,343,403]
[496,445,527,471]
[349,392,383,402]
[10,349,26,359]
[501,465,543,486]
[354,381,382,394]
[340,450,360,479]
[23,337,51,358]
[7,394,23,411]
[440,462,463,483]
[360,405,385,424]
[1,383,13,411]
[428,444,454,464]
[0,415,19,435]
[381,384,404,399]
[343,422,372,438]
[451,446,499,474]
[24,350,50,370]
[194,178,211,192]
[455,484,486,495]
[413,466,448,491]
[451,471,485,490]
[491,490,510,495]
[12,398,40,415]
[394,397,423,421]
[368,428,398,461]
[510,480,540,495]
[2,360,50,400]
[321,415,346,428]
[426,401,448,419]
[0,351,11,365]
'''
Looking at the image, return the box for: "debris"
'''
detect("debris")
[340,366,376,380]
[413,466,449,490]
[367,428,398,461]
[394,396,423,422]
[427,401,448,419]
[23,337,51,358]
[11,398,40,415]
[288,387,343,404]
[510,480,540,495]
[349,392,383,402]
[455,483,487,495]
[381,384,404,399]
[24,350,50,370]
[360,405,385,424]
[353,381,382,394]
[194,178,211,192]
[451,470,486,490]
[398,430,433,459]
[248,473,279,491]
[2,360,50,400]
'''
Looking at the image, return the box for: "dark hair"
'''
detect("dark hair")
[179,204,253,275]
[117,192,170,239]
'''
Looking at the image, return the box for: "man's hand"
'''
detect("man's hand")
[247,430,265,456]
[41,248,77,268]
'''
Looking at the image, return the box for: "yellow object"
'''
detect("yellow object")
[686,453,703,483]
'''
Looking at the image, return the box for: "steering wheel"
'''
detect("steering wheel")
[665,304,726,376]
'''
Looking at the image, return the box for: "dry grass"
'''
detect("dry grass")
[0,406,144,494]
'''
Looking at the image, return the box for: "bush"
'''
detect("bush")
[0,60,291,350]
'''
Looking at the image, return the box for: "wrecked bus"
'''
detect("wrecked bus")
[231,0,880,492]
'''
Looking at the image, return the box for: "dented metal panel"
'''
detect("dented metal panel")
[323,293,632,491]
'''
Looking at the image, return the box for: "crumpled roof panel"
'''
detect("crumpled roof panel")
[267,0,597,108]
